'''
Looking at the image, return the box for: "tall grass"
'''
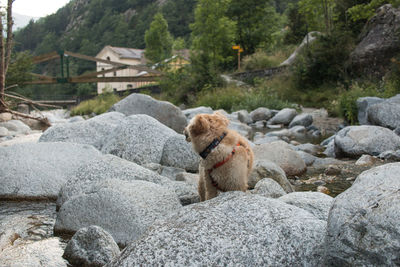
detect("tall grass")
[71,93,121,116]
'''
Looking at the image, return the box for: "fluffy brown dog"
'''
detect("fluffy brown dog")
[184,112,254,201]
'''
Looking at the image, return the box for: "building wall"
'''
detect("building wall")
[96,49,144,94]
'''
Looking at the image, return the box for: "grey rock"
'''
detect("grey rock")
[321,135,335,146]
[0,120,31,135]
[39,112,126,150]
[355,154,380,166]
[253,135,280,145]
[249,159,293,192]
[160,134,200,172]
[0,126,9,137]
[323,139,336,158]
[237,109,253,124]
[395,127,400,136]
[312,157,347,167]
[0,112,12,122]
[325,163,400,266]
[175,172,200,185]
[228,121,252,138]
[107,192,326,267]
[297,151,317,166]
[296,143,322,156]
[68,116,85,123]
[169,181,199,205]
[110,93,187,133]
[0,142,103,200]
[269,108,297,125]
[182,106,213,120]
[57,154,173,209]
[289,113,313,128]
[101,115,177,165]
[54,179,182,246]
[278,192,333,221]
[0,238,68,267]
[63,225,120,267]
[350,4,400,77]
[249,107,272,122]
[367,101,400,129]
[280,32,321,66]
[334,125,400,158]
[265,128,291,138]
[378,150,400,161]
[251,178,287,198]
[253,141,307,176]
[357,96,384,125]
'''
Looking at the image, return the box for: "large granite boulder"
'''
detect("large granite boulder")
[350,4,400,77]
[182,106,213,120]
[160,134,200,172]
[57,154,196,208]
[251,178,287,198]
[109,93,187,133]
[39,112,126,150]
[253,141,307,176]
[0,142,103,200]
[249,159,294,192]
[278,192,334,221]
[356,96,384,125]
[63,225,120,267]
[54,179,182,246]
[288,113,313,128]
[249,107,273,122]
[0,120,31,135]
[101,115,177,165]
[334,125,400,158]
[367,101,400,129]
[268,108,297,125]
[325,163,400,266]
[107,192,326,266]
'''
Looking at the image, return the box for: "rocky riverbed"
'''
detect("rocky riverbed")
[0,93,399,266]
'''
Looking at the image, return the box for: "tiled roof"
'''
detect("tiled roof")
[109,46,145,59]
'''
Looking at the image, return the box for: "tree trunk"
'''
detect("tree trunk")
[0,0,14,113]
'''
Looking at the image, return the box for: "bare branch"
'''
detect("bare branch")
[4,0,14,75]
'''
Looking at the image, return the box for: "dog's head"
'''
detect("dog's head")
[183,111,229,142]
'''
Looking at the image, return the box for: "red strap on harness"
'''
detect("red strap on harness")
[208,143,241,172]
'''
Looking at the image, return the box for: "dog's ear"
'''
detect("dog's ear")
[213,111,229,128]
[191,115,210,135]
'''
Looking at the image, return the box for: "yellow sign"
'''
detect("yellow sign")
[232,45,240,50]
[239,48,244,52]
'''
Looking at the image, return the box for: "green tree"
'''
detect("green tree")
[5,52,33,87]
[228,0,281,55]
[190,0,236,70]
[298,0,336,33]
[284,3,309,44]
[144,12,173,63]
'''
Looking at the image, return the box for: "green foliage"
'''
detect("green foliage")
[291,31,354,90]
[71,92,121,116]
[76,83,97,97]
[347,0,400,21]
[242,50,282,70]
[227,0,282,55]
[5,52,33,87]
[145,13,173,63]
[298,0,337,33]
[190,0,236,70]
[173,37,186,50]
[194,80,296,112]
[284,3,309,44]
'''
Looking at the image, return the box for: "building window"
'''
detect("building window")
[127,84,133,89]
[114,71,117,76]
[101,68,105,77]
[113,88,117,92]
[107,56,110,61]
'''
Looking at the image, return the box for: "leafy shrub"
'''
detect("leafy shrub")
[71,92,121,116]
[291,32,354,90]
[242,49,291,71]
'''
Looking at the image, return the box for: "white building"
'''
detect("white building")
[96,46,151,94]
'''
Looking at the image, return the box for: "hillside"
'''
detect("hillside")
[14,0,196,58]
